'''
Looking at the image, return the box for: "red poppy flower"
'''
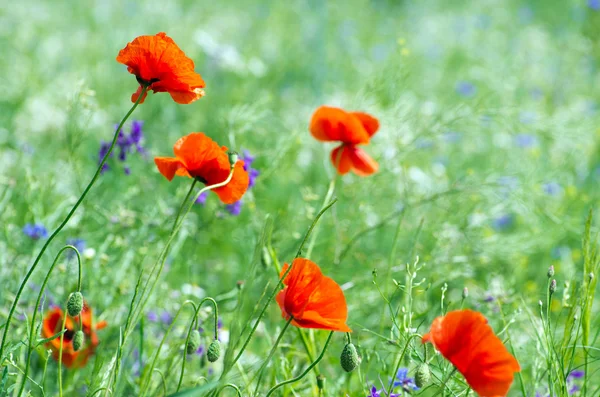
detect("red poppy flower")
[116,32,206,104]
[154,132,249,204]
[276,258,351,332]
[309,106,379,176]
[422,309,520,396]
[41,303,107,368]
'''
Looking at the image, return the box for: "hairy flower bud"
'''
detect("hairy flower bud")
[227,151,239,168]
[340,343,359,372]
[415,363,431,388]
[549,279,557,295]
[72,331,84,352]
[207,340,221,362]
[66,292,84,317]
[187,330,202,355]
[547,265,555,278]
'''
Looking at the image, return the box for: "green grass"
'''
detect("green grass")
[1,0,600,396]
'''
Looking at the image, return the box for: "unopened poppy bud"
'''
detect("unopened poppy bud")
[340,343,359,372]
[66,292,84,317]
[316,374,326,390]
[549,279,557,295]
[187,330,202,354]
[227,151,238,168]
[72,331,84,352]
[547,265,555,278]
[207,340,221,362]
[462,287,469,299]
[415,363,431,388]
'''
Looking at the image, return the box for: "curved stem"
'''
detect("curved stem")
[216,383,242,397]
[89,387,112,397]
[265,331,334,397]
[19,245,82,396]
[0,85,148,361]
[57,309,69,397]
[176,297,219,392]
[225,198,338,374]
[387,334,421,396]
[140,300,197,397]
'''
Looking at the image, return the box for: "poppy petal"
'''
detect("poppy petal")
[347,146,378,176]
[423,310,520,397]
[330,146,353,175]
[299,275,351,332]
[131,85,148,104]
[154,157,189,181]
[310,106,370,144]
[350,112,379,137]
[278,259,323,319]
[172,133,221,174]
[211,160,250,204]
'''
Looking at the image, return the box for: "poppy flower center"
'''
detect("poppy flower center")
[63,328,75,342]
[136,75,160,86]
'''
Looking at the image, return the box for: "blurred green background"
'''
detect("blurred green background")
[1,0,600,395]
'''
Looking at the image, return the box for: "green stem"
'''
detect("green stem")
[57,308,69,397]
[216,384,242,397]
[225,199,338,373]
[386,334,421,395]
[251,316,294,391]
[265,331,334,397]
[305,171,338,259]
[177,298,219,392]
[20,245,82,396]
[139,300,197,396]
[0,85,148,362]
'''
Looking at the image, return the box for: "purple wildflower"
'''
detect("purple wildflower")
[568,370,584,380]
[66,238,85,258]
[368,386,399,397]
[23,224,48,240]
[195,191,209,205]
[491,214,514,231]
[542,182,561,196]
[456,81,476,97]
[515,134,538,148]
[160,311,173,325]
[147,311,159,322]
[98,121,144,174]
[241,150,259,188]
[589,0,600,10]
[393,368,419,392]
[225,200,243,216]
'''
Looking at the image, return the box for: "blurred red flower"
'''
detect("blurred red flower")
[310,106,379,176]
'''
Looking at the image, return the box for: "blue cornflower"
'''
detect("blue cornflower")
[368,386,399,397]
[542,182,561,196]
[456,81,476,97]
[515,133,538,148]
[491,214,514,231]
[589,0,600,10]
[393,368,419,392]
[225,200,243,216]
[23,223,48,240]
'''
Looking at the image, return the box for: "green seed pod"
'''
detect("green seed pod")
[340,343,359,372]
[67,292,84,317]
[415,363,431,388]
[207,340,221,362]
[227,151,239,167]
[316,374,326,390]
[72,331,84,352]
[187,330,202,355]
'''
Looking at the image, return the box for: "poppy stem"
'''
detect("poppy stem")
[0,84,149,362]
[386,333,421,395]
[251,316,294,394]
[19,245,82,397]
[176,297,219,393]
[57,305,69,397]
[265,331,335,397]
[305,175,338,259]
[216,383,242,397]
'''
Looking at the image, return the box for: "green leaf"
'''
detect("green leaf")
[34,329,67,348]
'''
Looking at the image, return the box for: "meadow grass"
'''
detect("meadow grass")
[1,0,600,396]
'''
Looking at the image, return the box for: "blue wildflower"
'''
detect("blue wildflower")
[368,385,399,397]
[542,182,561,196]
[456,81,476,97]
[515,134,538,148]
[491,214,514,231]
[99,121,144,174]
[160,310,173,325]
[393,368,419,392]
[225,200,243,216]
[23,223,48,240]
[589,0,600,10]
